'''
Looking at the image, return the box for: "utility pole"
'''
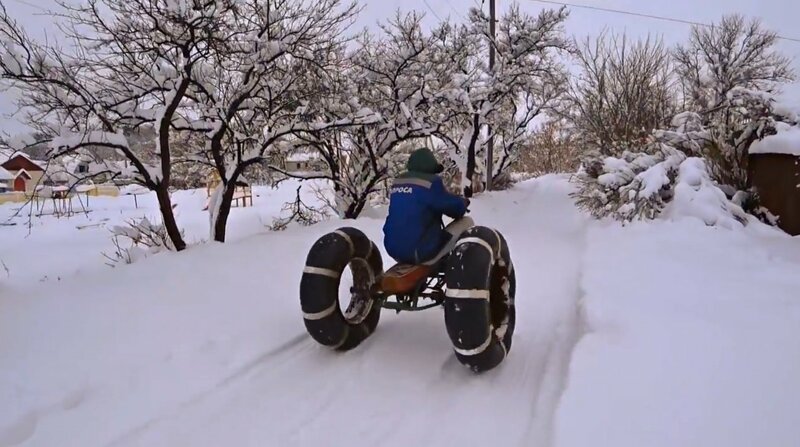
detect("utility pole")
[486,0,496,191]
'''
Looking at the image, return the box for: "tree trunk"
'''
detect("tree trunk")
[343,197,367,219]
[155,185,186,251]
[212,180,238,243]
[463,113,483,198]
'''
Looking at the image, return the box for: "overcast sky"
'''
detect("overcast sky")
[2,0,798,135]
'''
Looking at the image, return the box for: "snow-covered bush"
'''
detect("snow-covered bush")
[700,88,780,191]
[572,144,686,222]
[105,217,182,265]
[665,157,748,229]
[573,144,749,227]
[572,14,795,228]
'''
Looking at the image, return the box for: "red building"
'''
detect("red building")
[1,153,45,192]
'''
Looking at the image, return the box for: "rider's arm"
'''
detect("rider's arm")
[427,177,467,219]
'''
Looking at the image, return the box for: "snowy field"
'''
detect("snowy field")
[2,176,799,447]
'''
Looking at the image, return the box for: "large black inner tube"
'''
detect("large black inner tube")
[443,225,516,372]
[299,227,383,351]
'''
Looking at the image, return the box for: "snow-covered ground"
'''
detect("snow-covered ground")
[1,176,799,447]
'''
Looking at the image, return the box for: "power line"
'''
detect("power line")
[423,0,467,22]
[12,0,50,13]
[422,0,444,22]
[527,0,800,43]
[444,0,467,21]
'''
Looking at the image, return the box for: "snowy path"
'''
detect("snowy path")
[6,176,799,447]
[0,177,589,447]
[106,178,589,447]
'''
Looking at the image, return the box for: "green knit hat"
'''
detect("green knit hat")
[406,147,444,174]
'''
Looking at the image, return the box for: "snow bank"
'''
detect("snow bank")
[749,122,800,156]
[555,220,800,447]
[665,157,749,229]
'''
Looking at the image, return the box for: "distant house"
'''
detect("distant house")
[1,152,46,192]
[0,166,13,192]
[284,150,325,174]
[39,152,138,187]
[45,154,92,186]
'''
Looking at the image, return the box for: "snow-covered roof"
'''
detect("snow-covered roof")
[286,151,320,163]
[3,151,46,169]
[749,123,800,156]
[0,166,12,180]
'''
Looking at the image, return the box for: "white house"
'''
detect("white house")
[42,152,138,186]
[0,166,13,192]
[284,150,325,174]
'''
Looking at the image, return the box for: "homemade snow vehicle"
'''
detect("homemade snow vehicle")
[299,222,516,372]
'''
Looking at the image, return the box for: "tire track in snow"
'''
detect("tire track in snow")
[489,179,589,447]
[214,333,309,389]
[534,214,589,447]
[522,255,588,447]
[105,333,312,447]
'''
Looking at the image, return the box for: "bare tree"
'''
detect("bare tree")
[516,119,579,175]
[0,0,364,244]
[566,31,677,157]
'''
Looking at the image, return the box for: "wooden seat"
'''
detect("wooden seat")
[378,263,434,295]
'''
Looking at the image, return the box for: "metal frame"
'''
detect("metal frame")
[378,271,446,313]
[368,258,449,313]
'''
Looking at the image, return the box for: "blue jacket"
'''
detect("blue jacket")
[382,174,467,264]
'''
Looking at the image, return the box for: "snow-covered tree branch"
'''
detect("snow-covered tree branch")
[432,5,570,196]
[285,11,449,218]
[0,0,235,250]
[672,14,796,191]
[182,0,360,241]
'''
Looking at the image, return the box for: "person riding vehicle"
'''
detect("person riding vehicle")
[382,147,473,265]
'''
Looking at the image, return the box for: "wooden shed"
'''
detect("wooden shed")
[748,124,800,236]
